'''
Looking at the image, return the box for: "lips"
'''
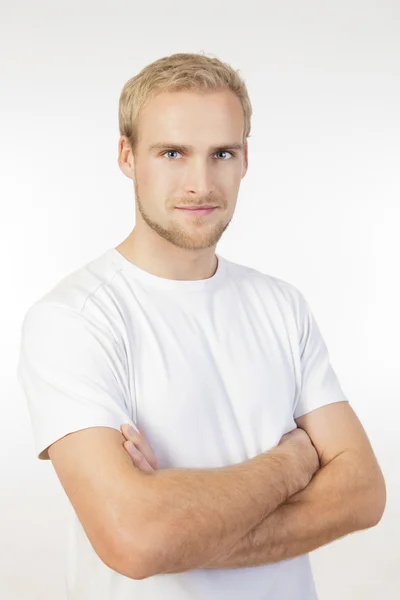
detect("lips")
[176,206,217,210]
[176,206,217,216]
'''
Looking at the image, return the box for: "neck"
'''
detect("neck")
[115,227,218,281]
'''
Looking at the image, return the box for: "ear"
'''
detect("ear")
[118,136,135,181]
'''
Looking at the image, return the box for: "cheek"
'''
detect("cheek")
[136,165,152,187]
[143,161,179,191]
[137,171,178,210]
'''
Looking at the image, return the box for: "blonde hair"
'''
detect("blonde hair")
[118,52,252,153]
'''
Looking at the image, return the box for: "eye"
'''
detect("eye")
[163,150,181,160]
[215,151,234,160]
[162,150,235,160]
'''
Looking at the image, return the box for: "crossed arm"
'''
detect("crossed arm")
[163,401,387,572]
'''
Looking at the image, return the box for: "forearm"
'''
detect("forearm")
[140,447,307,576]
[204,451,381,569]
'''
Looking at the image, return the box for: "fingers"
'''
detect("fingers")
[124,441,155,474]
[120,424,158,470]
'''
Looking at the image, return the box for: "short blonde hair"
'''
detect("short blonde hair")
[118,52,252,153]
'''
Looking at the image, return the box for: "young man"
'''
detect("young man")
[17,52,386,600]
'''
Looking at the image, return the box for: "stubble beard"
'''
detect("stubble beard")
[134,180,232,251]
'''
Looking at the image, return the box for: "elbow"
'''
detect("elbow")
[361,471,387,529]
[370,477,387,526]
[111,522,164,580]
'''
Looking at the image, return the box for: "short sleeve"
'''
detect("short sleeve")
[16,302,136,460]
[293,292,348,419]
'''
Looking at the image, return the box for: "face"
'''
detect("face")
[118,89,248,251]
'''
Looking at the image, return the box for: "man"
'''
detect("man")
[17,52,386,600]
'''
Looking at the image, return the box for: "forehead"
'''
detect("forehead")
[138,89,244,144]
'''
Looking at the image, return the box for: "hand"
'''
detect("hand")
[120,423,159,474]
[276,427,320,493]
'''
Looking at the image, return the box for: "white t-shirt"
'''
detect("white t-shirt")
[17,247,348,600]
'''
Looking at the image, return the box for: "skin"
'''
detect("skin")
[117,88,248,281]
[121,424,158,474]
[120,403,387,572]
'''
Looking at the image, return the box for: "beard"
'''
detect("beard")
[134,179,233,251]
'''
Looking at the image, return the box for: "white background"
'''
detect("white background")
[1,1,399,598]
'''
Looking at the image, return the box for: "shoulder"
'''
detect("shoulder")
[20,249,123,345]
[222,255,307,317]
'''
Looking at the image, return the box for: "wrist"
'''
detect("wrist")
[267,445,303,498]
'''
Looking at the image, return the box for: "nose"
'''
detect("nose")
[182,158,214,197]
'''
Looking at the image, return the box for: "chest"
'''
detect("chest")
[123,291,299,469]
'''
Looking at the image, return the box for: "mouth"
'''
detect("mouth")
[175,206,217,216]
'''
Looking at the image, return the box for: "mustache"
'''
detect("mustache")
[174,198,224,208]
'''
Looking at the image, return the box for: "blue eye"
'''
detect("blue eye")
[216,151,234,160]
[162,150,234,160]
[164,151,180,159]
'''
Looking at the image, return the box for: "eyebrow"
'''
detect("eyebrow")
[149,142,245,154]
